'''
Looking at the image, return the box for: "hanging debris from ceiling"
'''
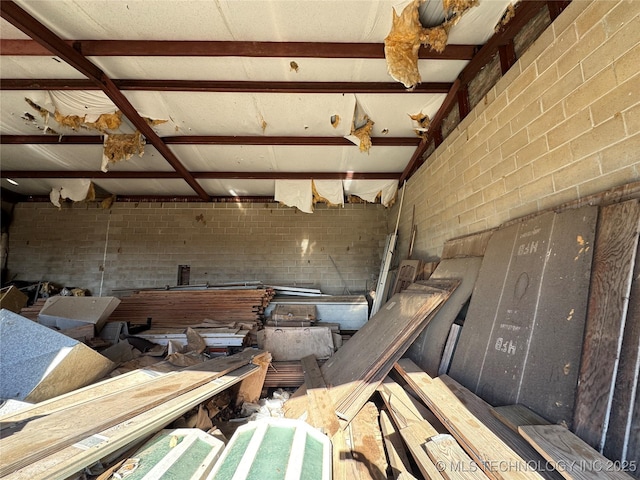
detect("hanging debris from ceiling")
[409,111,431,138]
[384,0,477,89]
[101,132,145,172]
[495,3,515,32]
[25,98,125,133]
[351,116,375,153]
[347,100,375,153]
[312,180,344,207]
[49,179,95,208]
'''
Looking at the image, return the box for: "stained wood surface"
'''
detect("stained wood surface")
[4,364,259,480]
[604,237,640,462]
[234,351,271,406]
[380,409,417,480]
[519,425,634,480]
[574,200,640,450]
[442,230,495,259]
[425,434,489,480]
[391,260,423,295]
[395,359,546,480]
[349,402,388,480]
[406,257,482,376]
[0,349,264,476]
[400,424,446,480]
[301,355,340,437]
[491,404,550,434]
[432,374,563,480]
[322,280,458,422]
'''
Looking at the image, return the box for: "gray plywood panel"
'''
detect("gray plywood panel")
[449,206,597,425]
[475,211,555,407]
[405,256,483,376]
[448,223,520,389]
[519,206,597,424]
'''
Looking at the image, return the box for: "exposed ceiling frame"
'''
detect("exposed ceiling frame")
[2,171,400,180]
[1,135,420,147]
[0,78,453,94]
[0,39,477,59]
[0,0,211,201]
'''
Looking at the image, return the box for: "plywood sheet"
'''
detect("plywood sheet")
[450,207,597,425]
[406,257,483,376]
[262,326,334,361]
[574,200,640,450]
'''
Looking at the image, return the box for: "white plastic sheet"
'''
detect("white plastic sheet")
[274,179,313,213]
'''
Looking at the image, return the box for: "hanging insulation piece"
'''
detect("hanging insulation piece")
[409,111,431,138]
[49,179,94,208]
[351,116,375,153]
[312,180,344,207]
[443,0,479,16]
[24,98,50,123]
[384,0,477,88]
[86,111,123,132]
[383,0,424,89]
[495,3,515,32]
[102,132,145,172]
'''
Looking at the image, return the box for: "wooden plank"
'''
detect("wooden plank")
[491,405,551,434]
[604,238,640,462]
[322,281,457,422]
[391,260,423,295]
[442,230,495,260]
[0,349,264,476]
[233,351,271,406]
[430,374,563,480]
[574,200,640,450]
[380,409,417,480]
[0,368,164,423]
[5,364,259,480]
[395,359,545,480]
[425,433,489,480]
[400,423,446,480]
[406,257,482,376]
[349,402,388,480]
[301,355,341,437]
[438,323,462,376]
[519,425,634,480]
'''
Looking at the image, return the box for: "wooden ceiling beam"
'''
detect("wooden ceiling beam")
[0,78,452,94]
[0,1,210,201]
[0,39,477,60]
[0,135,421,147]
[1,171,401,180]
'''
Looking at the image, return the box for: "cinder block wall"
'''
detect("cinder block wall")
[394,0,640,260]
[7,202,388,296]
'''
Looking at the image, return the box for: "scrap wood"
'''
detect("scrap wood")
[518,425,634,480]
[394,359,549,480]
[0,348,267,477]
[348,402,388,480]
[5,363,260,480]
[379,409,418,480]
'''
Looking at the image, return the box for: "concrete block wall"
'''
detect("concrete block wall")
[7,202,388,296]
[394,0,640,260]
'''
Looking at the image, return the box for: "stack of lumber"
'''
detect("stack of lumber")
[108,288,275,327]
[0,348,271,480]
[17,298,46,321]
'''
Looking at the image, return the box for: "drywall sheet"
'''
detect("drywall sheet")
[449,206,597,424]
[405,256,483,376]
[0,309,114,402]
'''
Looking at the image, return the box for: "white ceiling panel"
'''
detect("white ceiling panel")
[92,178,195,196]
[0,56,87,79]
[198,179,276,197]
